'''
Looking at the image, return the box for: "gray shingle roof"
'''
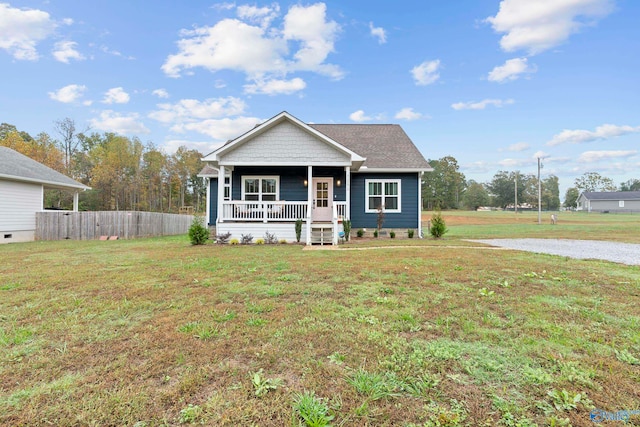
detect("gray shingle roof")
[0,146,89,190]
[197,164,219,177]
[309,124,431,170]
[582,191,640,200]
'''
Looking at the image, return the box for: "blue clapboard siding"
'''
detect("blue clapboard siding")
[350,172,420,229]
[208,178,218,225]
[230,166,346,201]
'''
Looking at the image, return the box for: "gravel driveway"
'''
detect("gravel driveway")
[468,239,640,266]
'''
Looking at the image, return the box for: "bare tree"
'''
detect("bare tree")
[54,118,86,176]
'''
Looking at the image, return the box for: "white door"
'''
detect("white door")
[312,178,333,222]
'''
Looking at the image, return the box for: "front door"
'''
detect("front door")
[312,178,333,222]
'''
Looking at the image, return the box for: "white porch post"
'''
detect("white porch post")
[217,166,225,224]
[418,172,423,238]
[306,165,313,245]
[345,167,351,219]
[73,191,79,212]
[204,177,210,225]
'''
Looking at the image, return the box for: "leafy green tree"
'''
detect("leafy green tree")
[564,187,579,209]
[541,175,561,210]
[574,172,616,193]
[422,156,466,209]
[487,170,535,209]
[462,180,490,210]
[620,179,640,191]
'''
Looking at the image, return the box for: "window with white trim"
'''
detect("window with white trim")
[619,200,625,208]
[223,176,231,201]
[242,176,279,201]
[365,179,401,212]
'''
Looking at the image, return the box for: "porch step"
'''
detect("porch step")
[310,225,333,245]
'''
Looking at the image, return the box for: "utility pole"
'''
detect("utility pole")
[537,157,542,224]
[514,172,518,214]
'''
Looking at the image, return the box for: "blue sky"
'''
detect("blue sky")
[1,0,638,196]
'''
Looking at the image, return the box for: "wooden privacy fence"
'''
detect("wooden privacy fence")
[36,211,195,241]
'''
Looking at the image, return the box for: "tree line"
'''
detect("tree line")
[3,119,637,213]
[0,119,206,212]
[422,156,639,211]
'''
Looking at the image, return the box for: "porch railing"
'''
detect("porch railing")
[221,201,308,222]
[335,201,347,220]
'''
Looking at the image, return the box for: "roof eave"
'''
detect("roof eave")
[0,173,91,191]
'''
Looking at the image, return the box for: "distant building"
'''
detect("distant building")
[576,191,640,213]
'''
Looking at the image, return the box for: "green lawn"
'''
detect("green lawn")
[1,213,639,426]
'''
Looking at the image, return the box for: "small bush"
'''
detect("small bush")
[357,229,364,238]
[241,233,254,245]
[264,231,278,244]
[215,232,232,244]
[295,219,303,242]
[255,238,265,245]
[229,238,239,245]
[373,229,379,238]
[188,216,209,245]
[407,229,415,238]
[279,239,288,244]
[390,231,396,238]
[429,211,448,239]
[342,219,351,241]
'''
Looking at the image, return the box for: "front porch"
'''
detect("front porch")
[215,199,348,245]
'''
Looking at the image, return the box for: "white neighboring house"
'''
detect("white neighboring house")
[0,146,90,243]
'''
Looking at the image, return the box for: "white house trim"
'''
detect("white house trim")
[203,112,365,169]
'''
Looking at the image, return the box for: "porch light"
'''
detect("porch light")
[336,179,342,187]
[303,179,308,187]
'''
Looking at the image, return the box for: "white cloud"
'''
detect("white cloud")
[505,142,530,152]
[411,60,441,86]
[244,77,306,95]
[394,108,422,121]
[237,3,280,28]
[52,40,84,63]
[532,150,549,158]
[152,89,170,99]
[349,110,372,122]
[102,87,130,104]
[547,124,640,146]
[498,157,536,167]
[173,116,263,141]
[162,3,342,91]
[90,110,150,135]
[452,98,514,110]
[48,84,87,103]
[0,3,57,60]
[463,160,493,173]
[488,57,535,82]
[577,150,637,163]
[148,96,258,140]
[149,97,247,124]
[486,0,614,55]
[162,139,224,154]
[369,22,386,44]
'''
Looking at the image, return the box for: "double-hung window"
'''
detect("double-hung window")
[242,176,279,201]
[365,179,401,212]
